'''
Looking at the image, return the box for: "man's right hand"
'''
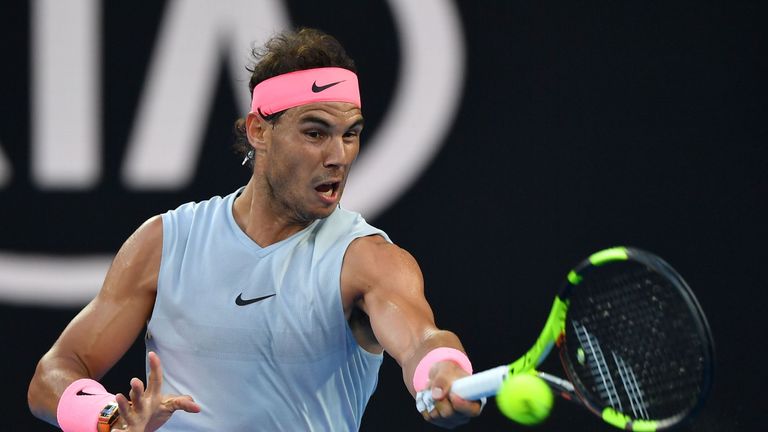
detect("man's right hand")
[112,351,200,431]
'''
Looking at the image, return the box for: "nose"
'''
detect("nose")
[323,135,351,169]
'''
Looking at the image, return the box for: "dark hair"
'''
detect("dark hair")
[233,28,357,166]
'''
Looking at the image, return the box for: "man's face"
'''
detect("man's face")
[260,102,363,223]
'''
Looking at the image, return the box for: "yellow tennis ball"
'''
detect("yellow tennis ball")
[496,373,554,425]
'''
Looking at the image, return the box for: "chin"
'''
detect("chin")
[294,205,335,223]
[315,206,337,219]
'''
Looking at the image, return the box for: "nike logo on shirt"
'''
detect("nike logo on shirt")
[235,293,276,306]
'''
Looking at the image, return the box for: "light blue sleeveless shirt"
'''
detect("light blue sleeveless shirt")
[146,189,387,431]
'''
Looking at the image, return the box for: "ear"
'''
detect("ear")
[245,112,269,151]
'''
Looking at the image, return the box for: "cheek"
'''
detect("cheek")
[269,148,313,185]
[286,149,316,173]
[268,137,301,171]
[347,142,360,161]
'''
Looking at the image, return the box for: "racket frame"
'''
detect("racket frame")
[434,247,714,432]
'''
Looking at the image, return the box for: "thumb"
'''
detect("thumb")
[165,395,202,413]
[430,386,446,401]
[428,360,471,402]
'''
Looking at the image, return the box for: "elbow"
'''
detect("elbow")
[27,357,59,426]
[28,371,46,420]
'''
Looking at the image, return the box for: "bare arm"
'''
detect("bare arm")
[341,236,481,427]
[28,216,163,426]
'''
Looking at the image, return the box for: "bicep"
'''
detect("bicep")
[347,239,437,366]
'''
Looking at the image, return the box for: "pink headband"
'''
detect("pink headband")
[250,67,361,116]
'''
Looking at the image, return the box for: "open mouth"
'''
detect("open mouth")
[315,182,340,200]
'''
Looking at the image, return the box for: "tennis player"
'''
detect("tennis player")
[28,28,481,431]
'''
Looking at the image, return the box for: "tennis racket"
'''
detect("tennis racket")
[417,247,714,431]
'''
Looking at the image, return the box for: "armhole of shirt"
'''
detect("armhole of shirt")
[151,210,177,325]
[337,231,388,359]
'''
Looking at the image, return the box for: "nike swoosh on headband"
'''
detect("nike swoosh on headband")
[312,80,345,93]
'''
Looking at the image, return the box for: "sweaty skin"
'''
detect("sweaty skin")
[28,102,480,430]
[27,216,200,430]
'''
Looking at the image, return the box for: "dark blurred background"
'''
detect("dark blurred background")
[1,1,765,430]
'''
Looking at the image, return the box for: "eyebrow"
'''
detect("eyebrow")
[299,116,365,131]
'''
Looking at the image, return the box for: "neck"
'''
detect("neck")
[232,177,313,247]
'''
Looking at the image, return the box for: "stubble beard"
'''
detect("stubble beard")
[264,173,323,226]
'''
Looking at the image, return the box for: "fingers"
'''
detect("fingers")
[429,402,455,421]
[430,386,446,401]
[426,371,458,419]
[115,393,132,422]
[417,387,458,423]
[418,361,479,427]
[430,387,456,417]
[448,393,483,417]
[146,351,163,394]
[129,377,145,410]
[110,419,128,432]
[427,361,460,403]
[164,395,202,414]
[424,402,469,429]
[421,393,480,428]
[112,355,201,431]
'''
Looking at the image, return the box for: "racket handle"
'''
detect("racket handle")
[451,365,509,399]
[452,368,577,399]
[415,365,508,413]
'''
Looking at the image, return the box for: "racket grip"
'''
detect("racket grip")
[450,365,509,399]
[415,365,507,413]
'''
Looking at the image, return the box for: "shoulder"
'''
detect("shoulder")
[342,235,423,297]
[323,207,389,238]
[100,215,163,297]
[105,215,164,295]
[161,192,236,241]
[347,235,416,267]
[311,208,390,259]
[120,215,163,259]
[164,193,231,221]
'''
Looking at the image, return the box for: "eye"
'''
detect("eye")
[305,130,322,139]
[343,129,362,140]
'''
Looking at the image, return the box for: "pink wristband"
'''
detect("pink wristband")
[412,347,473,392]
[57,378,115,432]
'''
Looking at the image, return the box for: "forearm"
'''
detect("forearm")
[28,350,93,426]
[401,329,465,396]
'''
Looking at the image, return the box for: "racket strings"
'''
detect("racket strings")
[564,262,708,422]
